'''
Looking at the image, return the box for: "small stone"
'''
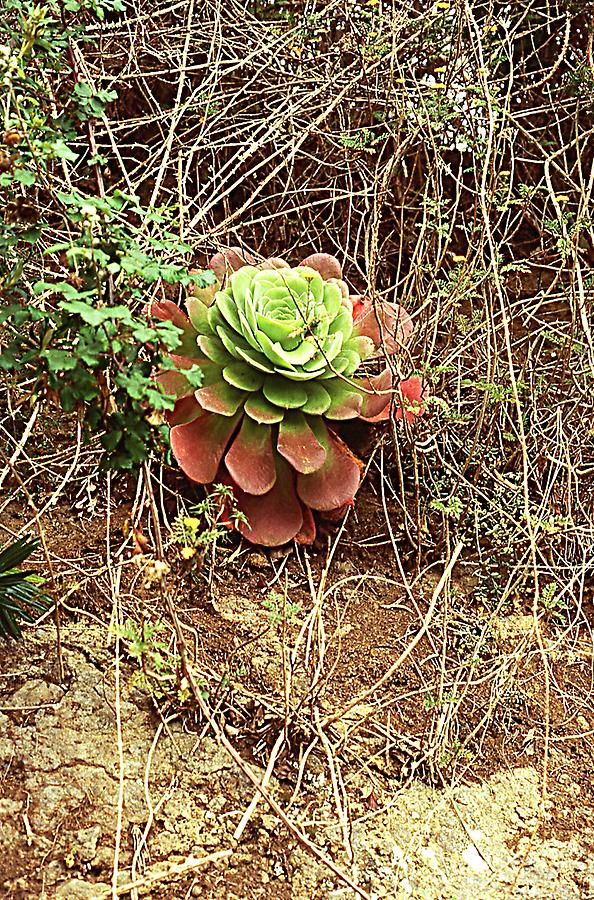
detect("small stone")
[248,553,268,571]
[76,825,102,862]
[462,843,489,874]
[92,847,114,871]
[0,799,22,816]
[43,860,64,886]
[55,878,108,898]
[9,679,64,708]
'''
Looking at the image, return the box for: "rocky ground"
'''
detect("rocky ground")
[1,621,593,900]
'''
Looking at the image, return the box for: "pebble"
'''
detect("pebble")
[9,679,64,708]
[248,553,268,571]
[55,879,108,898]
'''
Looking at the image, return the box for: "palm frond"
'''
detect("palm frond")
[0,538,51,640]
[0,538,39,572]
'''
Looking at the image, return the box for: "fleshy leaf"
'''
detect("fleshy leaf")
[295,504,316,544]
[235,344,276,374]
[194,382,246,416]
[233,456,305,546]
[168,394,204,426]
[296,424,362,511]
[256,329,317,368]
[301,382,331,415]
[256,312,301,343]
[277,411,326,474]
[216,324,254,360]
[170,412,240,483]
[349,334,375,361]
[198,335,234,365]
[359,368,393,421]
[230,266,260,304]
[244,393,285,424]
[323,379,363,419]
[328,306,353,338]
[299,253,342,281]
[262,376,308,409]
[186,296,211,332]
[155,368,194,400]
[395,377,427,423]
[322,282,343,320]
[216,292,244,333]
[150,298,190,331]
[321,501,353,522]
[223,362,264,392]
[259,257,290,270]
[273,365,324,382]
[225,418,276,495]
[209,247,256,282]
[149,300,201,360]
[187,271,219,307]
[353,299,414,354]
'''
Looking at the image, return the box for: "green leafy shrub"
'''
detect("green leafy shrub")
[0,0,210,468]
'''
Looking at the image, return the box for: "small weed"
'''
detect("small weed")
[115,619,207,702]
[170,484,248,566]
[539,582,566,622]
[262,590,302,627]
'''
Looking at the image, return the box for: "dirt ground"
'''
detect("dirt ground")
[1,475,594,900]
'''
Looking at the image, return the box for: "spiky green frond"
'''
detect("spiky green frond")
[0,538,51,640]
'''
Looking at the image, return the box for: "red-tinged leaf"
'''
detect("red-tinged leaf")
[299,253,342,281]
[321,500,354,522]
[149,298,190,330]
[277,411,326,474]
[296,423,362,511]
[158,358,218,401]
[149,299,201,360]
[350,294,369,322]
[244,393,284,424]
[259,257,290,270]
[395,377,428,424]
[194,382,247,416]
[156,368,193,399]
[353,300,413,355]
[170,412,240,483]
[233,457,305,546]
[295,504,316,544]
[358,368,393,422]
[209,247,256,282]
[168,394,204,426]
[225,418,276,495]
[324,379,363,420]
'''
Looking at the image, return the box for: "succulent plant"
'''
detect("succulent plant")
[152,250,425,546]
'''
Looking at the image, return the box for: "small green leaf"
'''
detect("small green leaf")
[40,350,78,372]
[13,169,36,186]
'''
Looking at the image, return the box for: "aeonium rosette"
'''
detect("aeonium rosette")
[151,250,426,546]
